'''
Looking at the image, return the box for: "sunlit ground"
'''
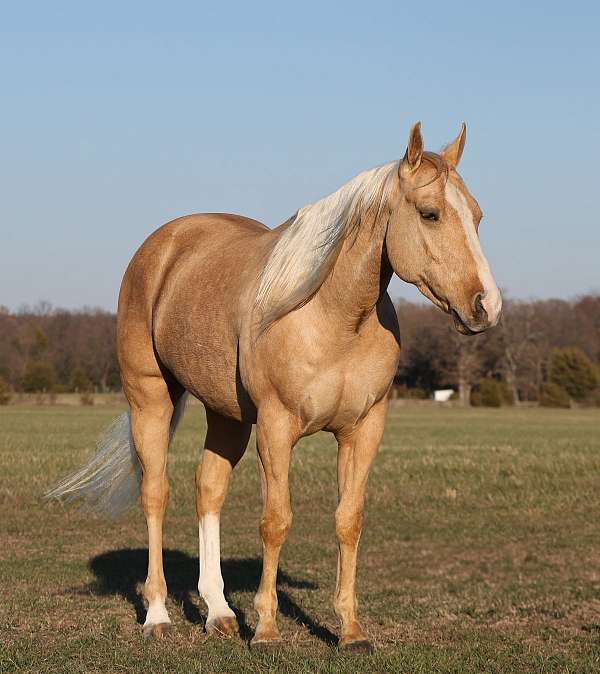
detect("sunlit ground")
[2,403,599,673]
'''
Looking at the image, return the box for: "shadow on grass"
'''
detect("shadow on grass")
[88,549,337,646]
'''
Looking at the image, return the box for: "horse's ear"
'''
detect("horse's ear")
[401,121,423,172]
[442,122,467,168]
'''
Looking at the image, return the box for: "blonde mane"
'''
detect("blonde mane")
[256,161,398,329]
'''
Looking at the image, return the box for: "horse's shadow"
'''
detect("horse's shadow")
[88,549,337,646]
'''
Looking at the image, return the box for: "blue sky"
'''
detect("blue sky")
[1,1,598,311]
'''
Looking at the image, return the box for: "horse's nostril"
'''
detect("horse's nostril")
[474,293,487,321]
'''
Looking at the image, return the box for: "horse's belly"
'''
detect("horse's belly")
[190,378,256,423]
[158,335,257,422]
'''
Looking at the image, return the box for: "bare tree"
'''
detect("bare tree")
[495,301,542,404]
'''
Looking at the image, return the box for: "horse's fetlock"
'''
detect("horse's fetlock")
[144,577,167,604]
[254,589,277,616]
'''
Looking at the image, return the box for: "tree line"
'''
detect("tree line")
[0,295,599,406]
[395,294,600,406]
[0,303,119,397]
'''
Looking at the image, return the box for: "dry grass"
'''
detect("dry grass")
[1,404,600,673]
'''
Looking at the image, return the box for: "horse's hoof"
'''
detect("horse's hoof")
[249,637,284,653]
[206,615,240,638]
[143,622,172,640]
[339,638,374,654]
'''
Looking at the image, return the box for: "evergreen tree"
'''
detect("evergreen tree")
[550,348,598,401]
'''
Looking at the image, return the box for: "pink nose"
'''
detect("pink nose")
[480,289,502,326]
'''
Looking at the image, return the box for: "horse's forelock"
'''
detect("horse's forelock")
[409,152,450,191]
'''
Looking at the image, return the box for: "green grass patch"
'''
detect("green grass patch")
[1,404,599,672]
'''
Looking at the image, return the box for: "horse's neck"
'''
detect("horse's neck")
[316,208,392,331]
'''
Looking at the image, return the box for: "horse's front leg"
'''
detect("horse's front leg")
[251,405,296,648]
[334,399,387,653]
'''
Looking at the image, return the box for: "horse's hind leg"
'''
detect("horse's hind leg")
[196,408,251,636]
[125,373,183,639]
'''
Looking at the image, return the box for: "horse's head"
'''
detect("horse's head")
[386,122,502,334]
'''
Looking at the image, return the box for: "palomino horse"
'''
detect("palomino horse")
[48,122,501,651]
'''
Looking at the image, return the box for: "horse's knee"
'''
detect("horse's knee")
[260,506,292,547]
[335,504,363,547]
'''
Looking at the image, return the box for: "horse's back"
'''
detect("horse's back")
[139,212,269,269]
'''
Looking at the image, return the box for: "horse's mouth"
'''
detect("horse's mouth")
[451,309,482,336]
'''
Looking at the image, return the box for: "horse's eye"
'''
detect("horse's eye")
[419,209,439,222]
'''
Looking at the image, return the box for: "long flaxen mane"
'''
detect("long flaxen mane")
[255,161,400,330]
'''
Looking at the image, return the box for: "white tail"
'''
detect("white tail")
[45,393,188,517]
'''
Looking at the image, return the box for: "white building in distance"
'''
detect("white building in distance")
[434,389,454,402]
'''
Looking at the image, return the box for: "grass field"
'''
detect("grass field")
[1,404,600,673]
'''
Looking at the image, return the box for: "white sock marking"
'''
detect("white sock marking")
[144,599,171,626]
[198,513,235,621]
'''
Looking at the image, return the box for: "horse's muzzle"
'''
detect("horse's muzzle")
[452,290,502,335]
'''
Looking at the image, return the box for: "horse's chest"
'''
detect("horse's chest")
[293,345,398,433]
[246,309,401,433]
